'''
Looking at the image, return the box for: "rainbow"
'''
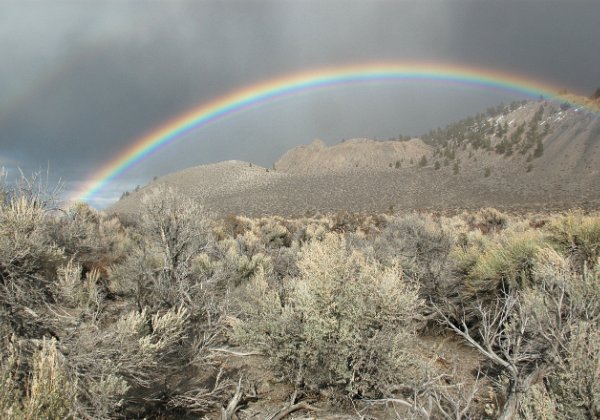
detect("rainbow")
[73,61,595,204]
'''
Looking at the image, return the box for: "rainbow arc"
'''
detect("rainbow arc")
[73,62,596,204]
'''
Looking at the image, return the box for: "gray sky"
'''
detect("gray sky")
[1,0,599,207]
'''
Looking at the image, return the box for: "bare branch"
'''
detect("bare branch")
[268,401,320,420]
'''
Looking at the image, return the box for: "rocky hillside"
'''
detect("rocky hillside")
[110,97,600,217]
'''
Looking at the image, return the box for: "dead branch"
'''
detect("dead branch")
[210,347,263,357]
[361,397,429,418]
[221,377,244,420]
[268,401,320,420]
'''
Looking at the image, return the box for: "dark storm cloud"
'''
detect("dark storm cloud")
[1,0,599,207]
[437,0,600,90]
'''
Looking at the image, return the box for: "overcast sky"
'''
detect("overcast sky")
[1,0,599,207]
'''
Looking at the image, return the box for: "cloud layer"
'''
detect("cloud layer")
[1,1,599,207]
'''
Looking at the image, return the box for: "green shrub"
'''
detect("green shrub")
[533,139,544,158]
[547,213,600,271]
[465,231,544,295]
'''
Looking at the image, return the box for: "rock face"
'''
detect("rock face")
[274,138,431,173]
[109,98,600,217]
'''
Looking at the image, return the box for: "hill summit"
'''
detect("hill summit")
[274,137,431,173]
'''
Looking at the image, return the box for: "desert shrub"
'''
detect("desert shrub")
[112,186,213,311]
[0,170,61,210]
[547,212,600,271]
[518,383,558,420]
[469,207,510,233]
[437,259,567,420]
[436,230,549,335]
[3,177,599,418]
[42,254,205,417]
[547,253,599,414]
[0,195,65,339]
[234,233,426,400]
[108,243,157,310]
[0,182,237,418]
[0,196,65,280]
[267,241,301,280]
[219,214,252,239]
[1,339,78,420]
[451,242,483,282]
[22,338,78,419]
[48,202,128,277]
[225,216,312,281]
[0,168,7,201]
[88,188,235,416]
[373,214,455,302]
[256,217,293,248]
[531,249,600,322]
[139,187,212,276]
[71,276,230,418]
[330,211,368,234]
[0,343,23,418]
[226,217,295,261]
[517,252,600,419]
[304,217,332,241]
[446,248,600,420]
[548,321,600,419]
[105,191,230,407]
[56,260,103,313]
[32,304,196,418]
[213,238,273,287]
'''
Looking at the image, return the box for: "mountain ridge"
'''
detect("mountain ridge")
[109,97,600,217]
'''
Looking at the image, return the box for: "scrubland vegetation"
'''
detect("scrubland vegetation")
[1,174,599,419]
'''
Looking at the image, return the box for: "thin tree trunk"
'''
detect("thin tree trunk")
[498,385,520,420]
[498,370,541,420]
